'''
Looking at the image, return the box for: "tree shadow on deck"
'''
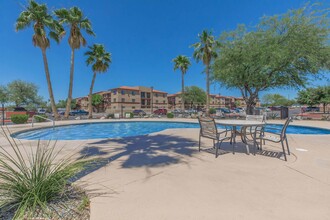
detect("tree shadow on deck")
[72,134,199,181]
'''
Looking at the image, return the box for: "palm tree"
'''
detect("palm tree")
[54,7,95,119]
[172,55,191,110]
[191,30,218,115]
[16,0,64,120]
[85,44,111,119]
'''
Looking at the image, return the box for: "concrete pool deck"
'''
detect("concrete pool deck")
[1,118,330,220]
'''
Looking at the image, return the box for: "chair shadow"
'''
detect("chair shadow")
[72,134,199,181]
[200,140,285,160]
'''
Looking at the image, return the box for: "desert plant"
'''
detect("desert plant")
[167,112,174,118]
[0,128,84,219]
[11,114,29,124]
[268,112,279,120]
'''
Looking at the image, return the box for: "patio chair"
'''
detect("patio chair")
[257,117,293,161]
[198,117,231,158]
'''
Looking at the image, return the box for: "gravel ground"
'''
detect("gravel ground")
[0,185,90,220]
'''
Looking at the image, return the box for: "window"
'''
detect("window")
[156,100,159,103]
[147,100,151,106]
[155,93,158,97]
[132,99,135,103]
[163,94,166,98]
[122,98,125,102]
[142,100,145,105]
[132,106,135,109]
[112,90,117,95]
[113,106,116,109]
[147,93,150,98]
[163,100,166,104]
[121,90,125,95]
[132,91,135,96]
[141,92,145,98]
[113,98,116,102]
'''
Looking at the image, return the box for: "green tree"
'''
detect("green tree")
[297,86,330,113]
[56,99,76,109]
[16,0,64,119]
[213,6,330,114]
[191,30,218,115]
[182,86,206,109]
[0,86,9,125]
[262,93,295,107]
[54,7,95,119]
[172,55,191,110]
[234,100,241,108]
[7,80,43,107]
[85,44,111,119]
[92,94,103,107]
[0,86,9,104]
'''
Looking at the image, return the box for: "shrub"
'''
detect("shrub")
[167,112,174,118]
[0,128,84,219]
[209,108,216,114]
[125,112,134,118]
[11,114,29,124]
[107,113,114,119]
[35,114,48,122]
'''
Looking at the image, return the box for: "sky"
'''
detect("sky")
[0,0,329,102]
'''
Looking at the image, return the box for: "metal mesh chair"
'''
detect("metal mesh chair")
[198,117,231,158]
[258,117,293,161]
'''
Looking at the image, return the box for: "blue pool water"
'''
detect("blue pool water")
[12,121,330,140]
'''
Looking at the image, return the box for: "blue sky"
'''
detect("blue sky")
[0,0,329,102]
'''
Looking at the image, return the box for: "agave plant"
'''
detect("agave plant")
[0,127,84,219]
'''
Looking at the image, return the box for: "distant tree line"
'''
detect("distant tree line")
[297,86,330,113]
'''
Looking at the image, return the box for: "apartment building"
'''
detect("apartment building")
[76,86,168,115]
[76,96,88,110]
[105,86,168,114]
[168,93,251,110]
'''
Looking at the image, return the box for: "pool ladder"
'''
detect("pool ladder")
[31,115,55,129]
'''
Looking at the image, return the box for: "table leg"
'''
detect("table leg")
[242,126,250,155]
[232,126,236,154]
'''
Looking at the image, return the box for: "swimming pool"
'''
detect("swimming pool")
[12,121,330,140]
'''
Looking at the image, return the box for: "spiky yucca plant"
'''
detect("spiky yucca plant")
[0,128,83,219]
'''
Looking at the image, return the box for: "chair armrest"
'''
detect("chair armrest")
[264,126,282,131]
[262,130,281,136]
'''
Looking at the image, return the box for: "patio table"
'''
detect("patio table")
[215,120,265,155]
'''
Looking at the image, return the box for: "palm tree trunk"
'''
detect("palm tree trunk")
[206,65,210,116]
[41,48,59,120]
[181,71,185,110]
[64,49,75,119]
[88,72,97,119]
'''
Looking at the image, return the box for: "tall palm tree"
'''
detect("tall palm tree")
[191,30,218,115]
[85,44,111,119]
[54,7,95,119]
[172,55,191,110]
[16,0,64,120]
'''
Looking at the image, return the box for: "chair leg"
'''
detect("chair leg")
[285,137,290,155]
[213,140,215,149]
[232,141,235,154]
[260,138,263,151]
[281,140,287,161]
[215,140,219,158]
[199,134,201,152]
